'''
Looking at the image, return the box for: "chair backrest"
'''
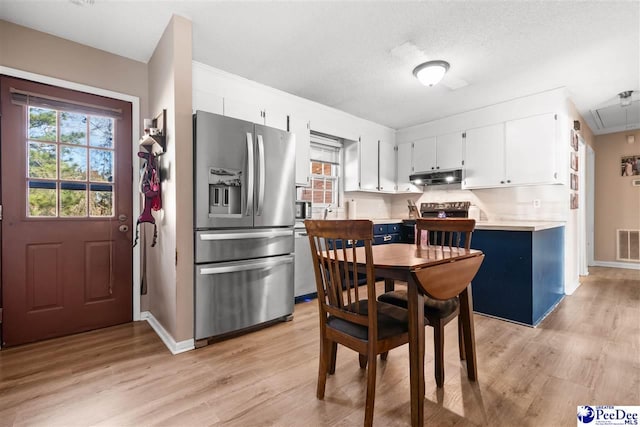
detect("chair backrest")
[305,220,377,329]
[415,218,476,250]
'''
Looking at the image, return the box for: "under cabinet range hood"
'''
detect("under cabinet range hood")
[410,169,463,185]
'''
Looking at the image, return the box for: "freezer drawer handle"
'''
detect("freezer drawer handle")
[199,230,293,241]
[200,257,293,275]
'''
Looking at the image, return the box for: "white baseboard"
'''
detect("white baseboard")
[564,280,581,295]
[591,260,640,270]
[140,311,194,355]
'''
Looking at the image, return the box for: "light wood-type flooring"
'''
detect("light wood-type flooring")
[1,267,638,426]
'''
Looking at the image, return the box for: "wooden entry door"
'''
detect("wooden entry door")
[0,76,133,347]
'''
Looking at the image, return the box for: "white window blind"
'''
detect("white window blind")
[297,134,342,207]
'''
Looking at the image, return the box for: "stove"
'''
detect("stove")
[400,201,470,243]
[420,201,470,218]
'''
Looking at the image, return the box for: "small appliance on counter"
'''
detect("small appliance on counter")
[295,200,312,220]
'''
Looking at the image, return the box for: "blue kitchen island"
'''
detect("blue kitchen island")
[470,222,565,326]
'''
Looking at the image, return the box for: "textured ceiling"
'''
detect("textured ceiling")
[1,1,638,134]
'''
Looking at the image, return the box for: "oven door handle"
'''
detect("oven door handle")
[199,256,293,275]
[199,230,292,241]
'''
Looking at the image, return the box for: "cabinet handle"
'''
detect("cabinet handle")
[431,167,435,170]
[507,179,511,183]
[500,180,505,184]
[436,166,440,170]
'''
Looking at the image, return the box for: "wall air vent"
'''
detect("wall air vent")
[632,179,640,187]
[617,229,640,262]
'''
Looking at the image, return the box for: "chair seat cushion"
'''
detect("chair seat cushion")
[378,290,459,318]
[327,300,409,341]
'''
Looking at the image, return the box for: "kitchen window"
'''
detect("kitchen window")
[297,134,342,207]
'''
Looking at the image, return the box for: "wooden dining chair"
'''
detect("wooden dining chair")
[378,217,476,388]
[305,219,411,427]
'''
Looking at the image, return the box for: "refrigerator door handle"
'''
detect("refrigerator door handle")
[199,230,293,240]
[245,132,254,216]
[199,256,293,275]
[256,134,266,216]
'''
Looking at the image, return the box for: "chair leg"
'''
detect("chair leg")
[380,351,389,361]
[457,317,466,361]
[364,350,377,427]
[359,354,367,369]
[433,320,445,388]
[329,342,338,374]
[317,338,330,399]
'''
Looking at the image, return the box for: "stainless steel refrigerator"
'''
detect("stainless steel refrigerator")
[193,111,295,341]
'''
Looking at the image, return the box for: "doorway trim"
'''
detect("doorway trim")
[0,66,142,322]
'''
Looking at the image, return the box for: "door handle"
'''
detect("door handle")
[245,132,254,216]
[119,225,129,232]
[256,134,265,216]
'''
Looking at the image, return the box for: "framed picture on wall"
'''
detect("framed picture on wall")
[571,129,579,151]
[570,193,578,210]
[571,151,579,171]
[570,173,578,190]
[621,155,640,176]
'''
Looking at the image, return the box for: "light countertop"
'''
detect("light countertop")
[473,221,565,232]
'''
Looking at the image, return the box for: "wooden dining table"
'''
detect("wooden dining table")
[340,243,484,426]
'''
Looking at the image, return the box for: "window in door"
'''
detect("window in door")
[24,102,117,218]
[297,134,342,207]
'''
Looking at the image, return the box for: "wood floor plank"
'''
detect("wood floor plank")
[0,267,638,426]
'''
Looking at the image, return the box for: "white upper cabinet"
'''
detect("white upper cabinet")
[344,132,397,192]
[436,131,464,171]
[358,133,379,191]
[290,115,311,186]
[378,139,396,192]
[412,133,463,172]
[504,113,558,185]
[263,105,289,132]
[463,113,559,189]
[396,142,420,192]
[413,137,437,172]
[193,89,224,115]
[223,97,264,124]
[463,123,506,189]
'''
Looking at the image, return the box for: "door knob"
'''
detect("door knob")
[119,225,129,232]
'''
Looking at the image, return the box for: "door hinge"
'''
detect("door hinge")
[462,160,465,166]
[0,204,2,220]
[462,132,466,138]
[175,250,178,266]
[554,114,558,120]
[0,308,3,323]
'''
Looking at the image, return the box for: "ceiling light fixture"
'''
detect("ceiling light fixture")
[413,60,450,87]
[619,90,634,107]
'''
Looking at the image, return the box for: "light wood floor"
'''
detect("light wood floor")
[1,267,638,426]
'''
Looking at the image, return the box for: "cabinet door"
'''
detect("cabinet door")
[436,131,463,170]
[413,136,437,172]
[505,113,557,186]
[359,135,379,191]
[397,142,419,192]
[223,97,264,124]
[463,123,505,189]
[378,139,396,191]
[264,106,289,132]
[291,115,310,186]
[343,140,360,191]
[193,89,224,115]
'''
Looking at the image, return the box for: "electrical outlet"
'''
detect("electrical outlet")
[533,199,541,208]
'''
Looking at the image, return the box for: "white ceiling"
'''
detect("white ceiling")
[1,1,639,134]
